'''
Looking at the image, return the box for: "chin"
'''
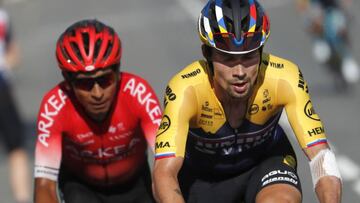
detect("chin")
[86,107,110,121]
[230,89,251,100]
[91,112,108,121]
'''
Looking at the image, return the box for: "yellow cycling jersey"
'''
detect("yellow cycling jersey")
[155,53,327,161]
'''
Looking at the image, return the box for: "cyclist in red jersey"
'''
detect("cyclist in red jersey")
[34,19,162,203]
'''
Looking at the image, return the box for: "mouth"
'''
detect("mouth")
[90,100,109,110]
[232,81,248,94]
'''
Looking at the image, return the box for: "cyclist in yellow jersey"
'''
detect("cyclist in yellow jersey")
[153,0,342,203]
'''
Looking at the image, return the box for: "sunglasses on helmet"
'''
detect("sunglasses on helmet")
[211,31,265,54]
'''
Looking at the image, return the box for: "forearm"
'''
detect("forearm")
[35,194,59,203]
[34,190,59,203]
[154,174,185,203]
[315,176,342,203]
[34,179,59,203]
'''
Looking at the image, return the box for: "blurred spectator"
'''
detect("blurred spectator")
[0,3,31,203]
[296,0,360,87]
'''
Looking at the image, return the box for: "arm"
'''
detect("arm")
[5,17,20,70]
[135,76,162,152]
[34,178,59,203]
[5,41,20,70]
[153,157,185,203]
[34,89,65,203]
[303,144,342,203]
[278,64,341,203]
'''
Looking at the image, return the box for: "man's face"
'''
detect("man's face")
[70,68,118,121]
[211,49,260,100]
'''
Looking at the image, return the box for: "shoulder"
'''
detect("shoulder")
[120,72,160,112]
[261,53,301,82]
[40,82,70,105]
[38,83,71,126]
[39,83,71,116]
[167,60,210,91]
[120,71,154,90]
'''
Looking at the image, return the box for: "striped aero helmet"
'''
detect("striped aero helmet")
[198,0,270,54]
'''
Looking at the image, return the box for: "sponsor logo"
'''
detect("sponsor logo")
[262,104,273,112]
[200,113,212,119]
[202,101,212,112]
[164,86,176,107]
[109,131,134,141]
[304,100,320,121]
[157,115,171,136]
[76,132,93,140]
[248,104,259,115]
[283,155,296,169]
[261,170,298,186]
[270,62,284,69]
[263,89,269,97]
[38,89,68,147]
[298,70,309,93]
[262,89,271,104]
[181,68,201,79]
[123,78,162,125]
[108,122,126,134]
[108,126,116,133]
[65,137,141,160]
[308,126,325,136]
[262,98,271,104]
[198,119,213,126]
[155,141,170,149]
[214,108,224,119]
[192,122,276,155]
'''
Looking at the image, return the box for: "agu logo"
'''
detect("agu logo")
[157,115,171,136]
[304,100,320,121]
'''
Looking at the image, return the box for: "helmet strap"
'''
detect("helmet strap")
[202,44,215,75]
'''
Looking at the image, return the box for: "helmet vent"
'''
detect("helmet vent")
[93,38,102,61]
[81,32,90,55]
[103,40,114,63]
[70,41,82,63]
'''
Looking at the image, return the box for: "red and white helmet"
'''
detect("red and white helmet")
[56,19,121,72]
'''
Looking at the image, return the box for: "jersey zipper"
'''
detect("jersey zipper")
[100,135,109,184]
[233,128,239,156]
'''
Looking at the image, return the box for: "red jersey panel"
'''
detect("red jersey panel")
[34,72,162,186]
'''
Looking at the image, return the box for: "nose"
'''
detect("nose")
[232,64,246,79]
[90,83,104,100]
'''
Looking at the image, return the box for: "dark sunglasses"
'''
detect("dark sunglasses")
[72,72,117,91]
[212,31,264,53]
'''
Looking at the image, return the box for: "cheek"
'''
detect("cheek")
[214,63,231,79]
[248,66,259,81]
[104,84,117,98]
[74,90,91,104]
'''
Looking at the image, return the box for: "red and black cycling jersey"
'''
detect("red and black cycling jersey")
[34,72,162,186]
